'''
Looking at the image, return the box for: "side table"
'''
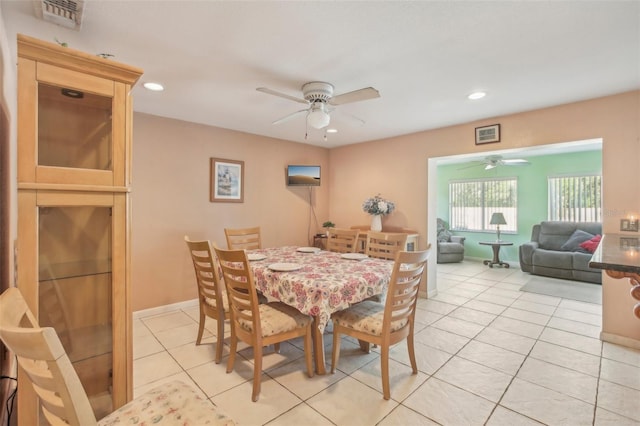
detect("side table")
[313,234,327,250]
[479,241,513,268]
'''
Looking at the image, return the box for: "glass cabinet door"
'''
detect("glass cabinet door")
[38,206,114,419]
[38,83,113,171]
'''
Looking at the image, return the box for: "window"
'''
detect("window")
[449,178,518,232]
[548,175,601,221]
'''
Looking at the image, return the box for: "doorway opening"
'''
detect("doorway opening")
[426,138,603,297]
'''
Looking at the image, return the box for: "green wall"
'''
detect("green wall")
[436,150,602,263]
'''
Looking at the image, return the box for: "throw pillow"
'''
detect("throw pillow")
[438,229,452,242]
[560,229,594,251]
[580,234,602,253]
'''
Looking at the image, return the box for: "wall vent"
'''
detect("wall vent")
[33,0,85,30]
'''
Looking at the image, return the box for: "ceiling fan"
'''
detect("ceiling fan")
[464,155,531,170]
[256,81,380,132]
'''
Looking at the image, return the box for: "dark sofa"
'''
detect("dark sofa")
[519,221,602,284]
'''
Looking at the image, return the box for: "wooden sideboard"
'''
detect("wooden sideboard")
[350,225,419,253]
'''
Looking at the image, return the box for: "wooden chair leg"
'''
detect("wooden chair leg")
[330,326,341,373]
[407,330,418,374]
[252,345,263,402]
[226,334,237,374]
[304,325,314,378]
[196,306,205,345]
[358,339,371,353]
[381,345,391,400]
[214,318,224,364]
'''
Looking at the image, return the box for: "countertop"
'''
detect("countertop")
[589,234,640,274]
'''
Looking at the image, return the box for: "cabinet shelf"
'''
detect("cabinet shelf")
[39,259,111,281]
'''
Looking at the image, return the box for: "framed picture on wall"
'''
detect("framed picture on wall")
[475,124,500,145]
[210,158,244,202]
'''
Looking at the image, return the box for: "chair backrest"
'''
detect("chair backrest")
[185,236,226,312]
[224,226,262,250]
[213,247,261,341]
[365,231,408,260]
[326,228,359,253]
[383,248,431,332]
[0,288,98,426]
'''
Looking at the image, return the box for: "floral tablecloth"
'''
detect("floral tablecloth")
[249,246,394,332]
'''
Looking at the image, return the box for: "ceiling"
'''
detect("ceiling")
[2,1,639,148]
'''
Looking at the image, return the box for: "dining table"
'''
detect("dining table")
[247,245,394,374]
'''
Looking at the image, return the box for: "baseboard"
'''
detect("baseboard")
[419,288,438,299]
[600,331,640,350]
[133,298,199,320]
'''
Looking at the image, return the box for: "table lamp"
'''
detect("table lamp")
[490,212,507,241]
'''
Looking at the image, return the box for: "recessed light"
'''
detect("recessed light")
[143,82,164,92]
[326,128,338,133]
[468,91,486,100]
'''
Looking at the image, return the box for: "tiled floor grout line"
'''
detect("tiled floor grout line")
[423,272,609,424]
[133,262,640,425]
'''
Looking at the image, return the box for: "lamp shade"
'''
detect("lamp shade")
[490,212,507,225]
[307,103,330,129]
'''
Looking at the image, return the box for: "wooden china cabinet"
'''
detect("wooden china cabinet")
[16,34,142,423]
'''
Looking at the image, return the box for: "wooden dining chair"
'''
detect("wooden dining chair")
[330,247,431,400]
[0,287,236,426]
[224,226,262,250]
[213,247,314,402]
[326,228,360,253]
[184,236,230,363]
[365,231,408,260]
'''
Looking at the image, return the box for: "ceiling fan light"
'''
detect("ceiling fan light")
[307,107,330,129]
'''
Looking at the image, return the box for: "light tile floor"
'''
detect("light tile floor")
[133,261,640,425]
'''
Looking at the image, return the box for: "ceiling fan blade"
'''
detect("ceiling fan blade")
[272,109,308,125]
[329,87,380,105]
[502,159,530,165]
[457,162,483,170]
[333,109,366,126]
[256,87,308,105]
[485,164,497,170]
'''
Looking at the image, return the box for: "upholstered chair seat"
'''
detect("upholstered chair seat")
[237,302,312,336]
[331,300,408,335]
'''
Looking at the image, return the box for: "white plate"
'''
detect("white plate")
[341,253,369,260]
[268,263,303,272]
[297,246,321,253]
[247,253,267,261]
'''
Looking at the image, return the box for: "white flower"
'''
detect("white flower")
[362,194,395,216]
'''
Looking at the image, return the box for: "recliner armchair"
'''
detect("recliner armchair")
[437,218,465,263]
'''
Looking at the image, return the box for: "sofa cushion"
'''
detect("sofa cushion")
[573,251,597,271]
[532,249,573,269]
[537,221,602,250]
[438,241,464,254]
[438,228,452,242]
[561,229,594,251]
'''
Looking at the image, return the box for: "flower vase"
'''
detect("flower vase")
[370,214,382,232]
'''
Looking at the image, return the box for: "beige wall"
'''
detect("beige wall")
[1,22,638,342]
[131,113,330,310]
[328,90,640,343]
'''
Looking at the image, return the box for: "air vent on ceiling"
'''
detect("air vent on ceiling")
[33,0,84,30]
